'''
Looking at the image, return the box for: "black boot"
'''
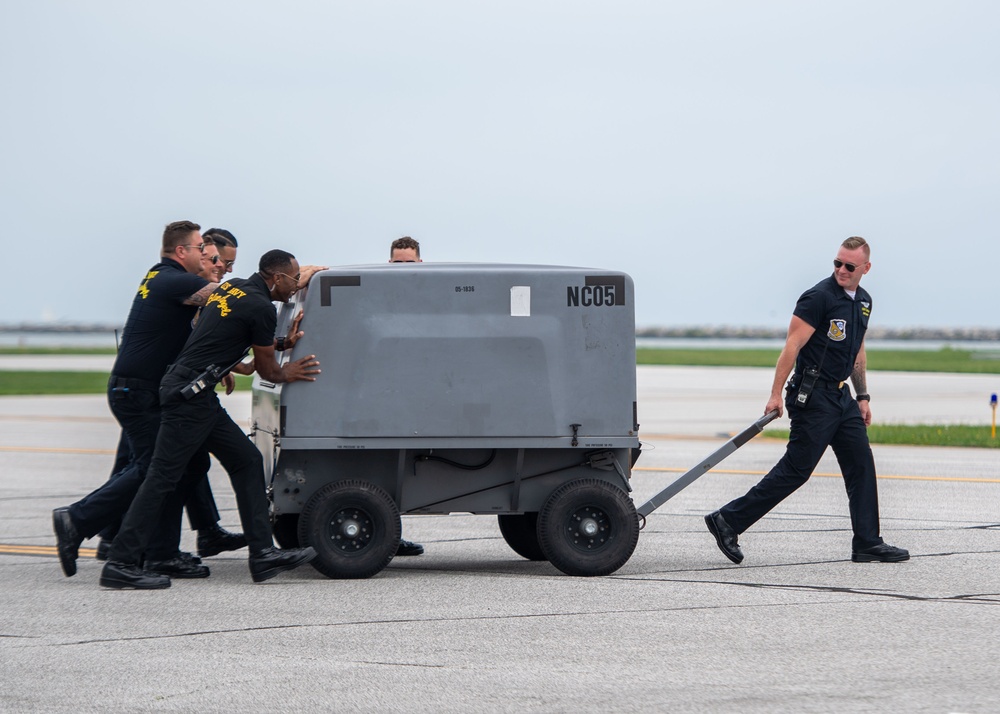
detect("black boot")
[52,508,83,577]
[248,546,317,583]
[197,525,247,557]
[100,561,171,590]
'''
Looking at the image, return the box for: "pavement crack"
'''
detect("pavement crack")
[354,660,449,669]
[622,575,1000,605]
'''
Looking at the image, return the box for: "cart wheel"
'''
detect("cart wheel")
[272,514,300,549]
[537,479,639,577]
[298,480,401,579]
[497,513,546,561]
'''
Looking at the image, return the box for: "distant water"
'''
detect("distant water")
[0,331,120,348]
[3,330,1000,353]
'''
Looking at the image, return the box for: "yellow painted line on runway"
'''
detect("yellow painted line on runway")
[0,544,97,558]
[633,466,1000,484]
[0,445,115,455]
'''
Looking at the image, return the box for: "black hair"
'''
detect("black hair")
[204,227,238,248]
[259,249,296,275]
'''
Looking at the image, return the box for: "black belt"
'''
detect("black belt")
[108,374,159,391]
[164,364,202,380]
[791,375,846,391]
[815,378,847,390]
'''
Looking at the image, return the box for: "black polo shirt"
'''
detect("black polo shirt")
[173,273,276,372]
[792,274,872,382]
[112,259,209,382]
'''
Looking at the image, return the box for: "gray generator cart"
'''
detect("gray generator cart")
[251,263,642,578]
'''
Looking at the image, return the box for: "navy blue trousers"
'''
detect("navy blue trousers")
[69,382,202,559]
[108,369,273,565]
[720,383,883,551]
[96,433,221,539]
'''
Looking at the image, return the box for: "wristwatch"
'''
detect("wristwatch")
[275,336,287,352]
[855,393,870,402]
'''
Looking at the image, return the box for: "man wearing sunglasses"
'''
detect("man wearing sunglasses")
[706,236,908,565]
[89,229,249,570]
[54,221,224,578]
[101,250,326,588]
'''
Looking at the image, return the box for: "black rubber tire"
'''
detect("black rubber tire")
[297,480,401,579]
[272,514,300,549]
[497,513,546,561]
[537,478,639,577]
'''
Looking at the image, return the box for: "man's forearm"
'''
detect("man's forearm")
[770,346,798,398]
[849,341,868,395]
[850,358,867,394]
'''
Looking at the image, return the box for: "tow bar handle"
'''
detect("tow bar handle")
[636,410,780,519]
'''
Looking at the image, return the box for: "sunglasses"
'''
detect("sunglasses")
[206,254,220,265]
[833,259,865,273]
[391,260,417,263]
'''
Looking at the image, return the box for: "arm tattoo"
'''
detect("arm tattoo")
[850,356,867,394]
[184,283,218,306]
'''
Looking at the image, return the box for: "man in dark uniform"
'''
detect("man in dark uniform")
[705,237,909,564]
[177,228,249,558]
[100,249,324,589]
[92,228,247,563]
[385,236,426,556]
[53,221,219,578]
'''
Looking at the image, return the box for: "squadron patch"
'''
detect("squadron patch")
[828,319,847,341]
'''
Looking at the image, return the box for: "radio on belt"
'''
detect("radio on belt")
[250,262,772,579]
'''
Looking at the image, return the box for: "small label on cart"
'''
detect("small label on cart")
[511,286,531,316]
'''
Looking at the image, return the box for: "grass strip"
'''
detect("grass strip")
[4,346,999,373]
[0,371,254,396]
[636,347,1000,373]
[764,424,999,449]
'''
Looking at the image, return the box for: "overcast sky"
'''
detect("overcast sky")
[2,1,997,329]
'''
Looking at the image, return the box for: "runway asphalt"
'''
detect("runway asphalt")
[1,365,998,712]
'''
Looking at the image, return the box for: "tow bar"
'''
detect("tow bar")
[636,410,780,520]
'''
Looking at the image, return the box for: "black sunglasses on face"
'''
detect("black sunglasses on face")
[833,259,864,273]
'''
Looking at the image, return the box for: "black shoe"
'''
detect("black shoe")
[705,511,744,564]
[178,550,202,565]
[95,538,112,561]
[852,543,910,563]
[52,508,83,577]
[197,525,248,558]
[396,538,424,556]
[100,561,171,590]
[249,546,317,583]
[145,555,211,578]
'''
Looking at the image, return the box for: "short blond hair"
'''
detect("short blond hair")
[842,236,870,259]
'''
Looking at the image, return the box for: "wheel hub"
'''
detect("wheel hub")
[329,508,373,552]
[567,506,610,551]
